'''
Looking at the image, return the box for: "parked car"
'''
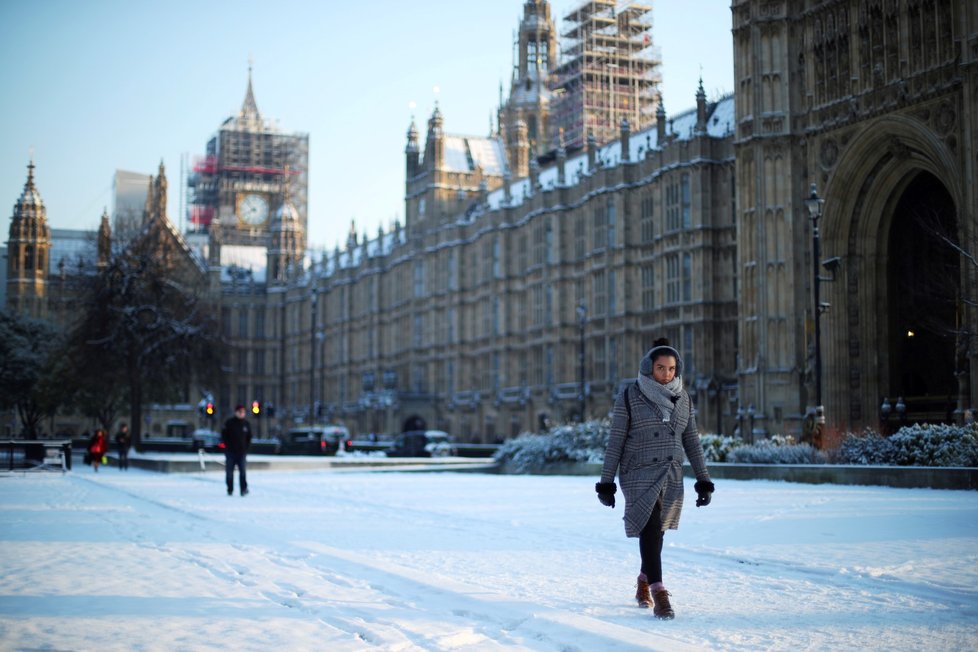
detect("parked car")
[191,429,222,452]
[386,431,429,457]
[386,430,456,457]
[423,431,457,457]
[279,425,348,456]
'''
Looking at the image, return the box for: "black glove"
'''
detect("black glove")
[694,480,715,507]
[595,482,617,508]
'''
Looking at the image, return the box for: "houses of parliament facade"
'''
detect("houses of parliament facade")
[5,0,977,443]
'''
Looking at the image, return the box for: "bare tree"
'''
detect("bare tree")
[0,311,62,437]
[65,234,225,447]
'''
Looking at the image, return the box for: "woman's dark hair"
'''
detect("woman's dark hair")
[653,337,670,348]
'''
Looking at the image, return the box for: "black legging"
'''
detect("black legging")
[639,500,665,583]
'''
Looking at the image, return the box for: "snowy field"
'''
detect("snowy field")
[1,465,977,651]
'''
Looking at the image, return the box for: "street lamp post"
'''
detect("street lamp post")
[576,302,587,422]
[805,183,827,443]
[310,288,318,423]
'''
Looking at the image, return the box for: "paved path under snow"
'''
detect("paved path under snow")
[1,468,976,651]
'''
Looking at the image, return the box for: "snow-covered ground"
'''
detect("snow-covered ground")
[1,463,976,651]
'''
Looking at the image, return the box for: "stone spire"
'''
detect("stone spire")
[6,159,51,316]
[424,103,445,171]
[695,77,707,133]
[656,95,667,145]
[268,169,303,283]
[405,117,420,178]
[143,160,168,224]
[97,208,112,268]
[239,62,261,125]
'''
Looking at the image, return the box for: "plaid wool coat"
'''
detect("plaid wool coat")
[600,384,711,537]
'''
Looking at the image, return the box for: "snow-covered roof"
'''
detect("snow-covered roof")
[312,96,735,278]
[442,136,508,175]
[484,95,735,214]
[221,244,267,283]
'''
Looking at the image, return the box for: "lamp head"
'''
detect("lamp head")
[805,182,824,221]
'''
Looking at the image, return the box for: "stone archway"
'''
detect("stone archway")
[886,172,959,423]
[817,114,964,432]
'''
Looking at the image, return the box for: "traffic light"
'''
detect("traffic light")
[251,400,261,417]
[205,402,215,417]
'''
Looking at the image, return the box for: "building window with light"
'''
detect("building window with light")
[666,180,680,231]
[533,223,546,265]
[413,260,424,297]
[238,306,249,338]
[666,254,680,304]
[254,307,265,338]
[682,252,692,302]
[593,270,607,315]
[641,264,655,312]
[681,173,691,228]
[575,215,586,260]
[641,194,654,243]
[592,205,606,252]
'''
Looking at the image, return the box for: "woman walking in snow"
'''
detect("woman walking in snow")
[595,338,714,619]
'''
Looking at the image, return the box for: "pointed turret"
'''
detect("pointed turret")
[512,119,530,179]
[97,208,111,268]
[239,64,262,126]
[424,103,445,172]
[500,0,557,159]
[620,117,631,162]
[556,128,566,186]
[6,159,51,317]
[695,78,707,133]
[143,160,168,224]
[268,171,303,283]
[656,96,667,145]
[405,117,420,178]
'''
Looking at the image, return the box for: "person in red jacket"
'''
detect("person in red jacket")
[88,429,108,472]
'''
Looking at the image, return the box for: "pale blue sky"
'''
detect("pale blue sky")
[0,1,733,251]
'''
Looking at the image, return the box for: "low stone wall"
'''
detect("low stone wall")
[98,451,498,474]
[498,461,978,490]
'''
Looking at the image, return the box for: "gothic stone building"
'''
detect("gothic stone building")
[7,0,977,442]
[732,0,977,439]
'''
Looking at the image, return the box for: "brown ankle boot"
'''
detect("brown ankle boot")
[635,574,653,608]
[652,589,675,619]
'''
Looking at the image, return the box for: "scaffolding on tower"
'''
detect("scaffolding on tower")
[186,114,309,234]
[549,0,661,152]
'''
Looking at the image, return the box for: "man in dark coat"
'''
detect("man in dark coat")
[114,423,131,471]
[221,404,253,496]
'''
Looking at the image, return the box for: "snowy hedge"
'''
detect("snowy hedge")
[494,419,978,472]
[725,435,829,464]
[493,420,610,473]
[699,434,745,462]
[837,423,978,467]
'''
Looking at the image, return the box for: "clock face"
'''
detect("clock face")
[238,193,269,226]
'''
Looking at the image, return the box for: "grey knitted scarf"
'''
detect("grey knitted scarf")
[637,372,683,422]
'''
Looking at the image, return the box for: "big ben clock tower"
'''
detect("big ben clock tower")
[187,65,309,246]
[237,192,270,229]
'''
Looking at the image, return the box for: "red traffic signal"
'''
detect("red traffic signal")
[205,402,215,416]
[251,400,261,417]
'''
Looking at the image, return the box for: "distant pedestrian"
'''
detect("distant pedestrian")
[221,404,252,496]
[596,337,714,620]
[88,429,108,472]
[114,423,131,470]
